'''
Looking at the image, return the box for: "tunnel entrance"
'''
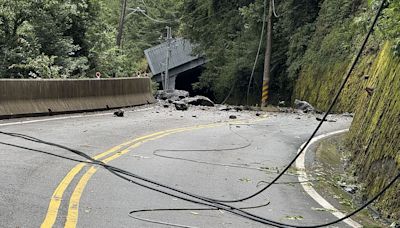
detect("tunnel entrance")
[175,66,211,98]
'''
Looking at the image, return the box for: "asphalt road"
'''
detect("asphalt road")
[0,105,354,228]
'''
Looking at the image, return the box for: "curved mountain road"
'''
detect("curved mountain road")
[0,106,354,228]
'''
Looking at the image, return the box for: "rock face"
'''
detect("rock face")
[156,90,189,101]
[294,99,315,113]
[173,101,188,111]
[183,96,215,107]
[346,43,400,220]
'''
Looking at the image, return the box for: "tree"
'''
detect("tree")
[0,0,93,78]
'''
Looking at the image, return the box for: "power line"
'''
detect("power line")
[246,0,267,106]
[272,0,279,18]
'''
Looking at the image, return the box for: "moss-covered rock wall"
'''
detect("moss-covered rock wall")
[295,42,399,219]
[293,53,376,113]
[347,42,399,220]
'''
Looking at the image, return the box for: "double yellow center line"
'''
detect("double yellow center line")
[40,118,266,228]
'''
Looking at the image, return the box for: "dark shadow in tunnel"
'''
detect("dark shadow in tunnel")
[175,66,213,99]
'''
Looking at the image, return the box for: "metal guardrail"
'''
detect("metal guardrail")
[0,78,155,118]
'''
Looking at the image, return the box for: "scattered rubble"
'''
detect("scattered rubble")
[156,90,189,101]
[229,115,237,119]
[113,109,125,117]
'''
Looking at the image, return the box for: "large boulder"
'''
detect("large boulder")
[294,99,315,113]
[183,96,215,107]
[156,90,189,101]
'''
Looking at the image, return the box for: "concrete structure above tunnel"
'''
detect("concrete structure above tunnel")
[144,38,206,90]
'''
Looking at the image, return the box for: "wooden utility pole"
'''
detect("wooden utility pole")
[261,0,273,107]
[164,26,172,91]
[116,0,128,48]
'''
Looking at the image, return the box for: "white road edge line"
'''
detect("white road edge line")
[0,107,154,127]
[295,129,363,228]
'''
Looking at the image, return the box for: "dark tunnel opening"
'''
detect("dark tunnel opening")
[175,66,213,99]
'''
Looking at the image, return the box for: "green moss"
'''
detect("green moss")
[295,41,400,219]
[347,42,400,220]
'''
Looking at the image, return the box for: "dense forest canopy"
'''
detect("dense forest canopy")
[0,0,398,103]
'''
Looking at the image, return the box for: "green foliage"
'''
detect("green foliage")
[378,0,400,54]
[0,0,183,79]
[0,0,92,78]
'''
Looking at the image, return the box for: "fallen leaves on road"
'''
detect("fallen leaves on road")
[239,178,251,183]
[311,207,337,212]
[285,215,304,220]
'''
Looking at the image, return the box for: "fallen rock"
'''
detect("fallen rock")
[229,115,237,119]
[366,87,375,96]
[316,117,337,122]
[390,222,399,228]
[256,113,261,117]
[234,106,244,112]
[156,90,190,101]
[218,105,231,111]
[342,112,354,117]
[294,99,315,113]
[183,96,214,107]
[163,104,169,108]
[344,186,357,194]
[114,109,125,117]
[173,101,188,111]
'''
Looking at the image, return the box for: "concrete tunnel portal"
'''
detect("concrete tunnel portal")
[144,38,207,96]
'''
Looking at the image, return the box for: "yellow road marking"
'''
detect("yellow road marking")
[64,166,98,228]
[64,126,227,227]
[40,163,86,228]
[41,117,267,228]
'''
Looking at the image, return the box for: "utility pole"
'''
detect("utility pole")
[261,0,273,107]
[164,26,173,91]
[116,0,128,48]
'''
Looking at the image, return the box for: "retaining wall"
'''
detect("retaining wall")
[0,78,155,118]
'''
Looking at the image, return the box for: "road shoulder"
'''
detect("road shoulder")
[305,132,387,227]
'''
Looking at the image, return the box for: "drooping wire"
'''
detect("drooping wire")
[128,202,271,228]
[246,0,267,106]
[272,0,279,18]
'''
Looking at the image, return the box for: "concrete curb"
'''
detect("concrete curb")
[295,129,363,228]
